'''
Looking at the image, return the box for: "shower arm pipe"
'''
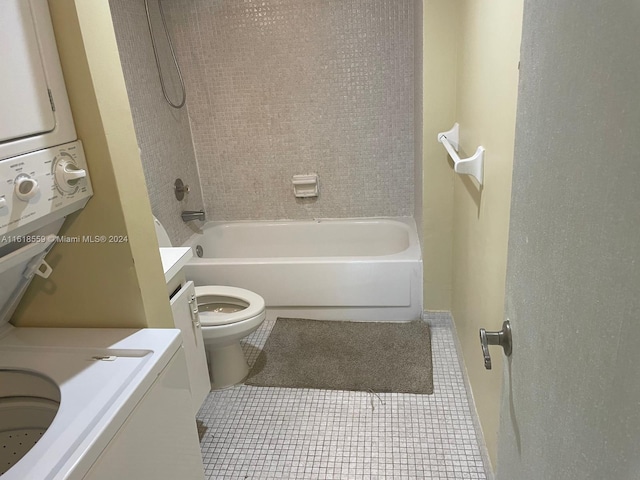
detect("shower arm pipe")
[437,123,484,186]
[144,0,186,109]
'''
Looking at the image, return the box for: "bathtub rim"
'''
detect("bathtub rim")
[182,216,422,262]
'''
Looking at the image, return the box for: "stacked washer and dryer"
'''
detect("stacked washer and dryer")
[0,1,204,478]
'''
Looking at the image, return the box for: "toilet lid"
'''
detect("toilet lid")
[195,285,265,326]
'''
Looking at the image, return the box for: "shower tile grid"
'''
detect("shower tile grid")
[197,314,489,479]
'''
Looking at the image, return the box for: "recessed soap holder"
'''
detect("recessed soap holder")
[292,174,319,198]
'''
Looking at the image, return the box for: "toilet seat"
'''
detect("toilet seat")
[195,286,265,326]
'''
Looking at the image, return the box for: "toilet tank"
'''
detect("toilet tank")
[153,217,173,248]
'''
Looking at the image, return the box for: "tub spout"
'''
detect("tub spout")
[181,210,205,222]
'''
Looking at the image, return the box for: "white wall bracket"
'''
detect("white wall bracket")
[437,123,484,186]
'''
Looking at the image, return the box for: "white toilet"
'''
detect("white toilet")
[154,217,266,389]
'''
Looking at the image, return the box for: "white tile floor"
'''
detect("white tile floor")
[196,313,490,479]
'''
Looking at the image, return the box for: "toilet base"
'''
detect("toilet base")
[206,341,250,390]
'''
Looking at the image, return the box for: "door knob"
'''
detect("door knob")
[479,321,512,370]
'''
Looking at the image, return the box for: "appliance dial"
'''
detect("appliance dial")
[54,156,87,194]
[14,174,39,201]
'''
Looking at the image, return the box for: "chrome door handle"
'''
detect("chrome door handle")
[479,321,512,370]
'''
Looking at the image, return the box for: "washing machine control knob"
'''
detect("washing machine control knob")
[14,174,39,201]
[54,158,87,193]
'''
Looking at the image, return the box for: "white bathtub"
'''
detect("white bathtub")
[183,217,423,322]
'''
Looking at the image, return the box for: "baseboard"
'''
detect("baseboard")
[424,310,496,480]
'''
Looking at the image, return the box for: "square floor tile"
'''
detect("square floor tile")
[196,314,489,479]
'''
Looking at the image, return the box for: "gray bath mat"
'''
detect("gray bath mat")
[245,318,433,394]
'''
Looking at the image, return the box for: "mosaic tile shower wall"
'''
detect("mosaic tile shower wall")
[110,0,204,245]
[166,0,415,221]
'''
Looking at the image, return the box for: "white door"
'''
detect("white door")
[496,1,640,479]
[170,281,211,416]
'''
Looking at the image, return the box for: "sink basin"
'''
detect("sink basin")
[0,370,60,475]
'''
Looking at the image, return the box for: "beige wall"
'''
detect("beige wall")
[450,0,523,468]
[13,0,172,328]
[422,0,458,310]
[423,0,523,468]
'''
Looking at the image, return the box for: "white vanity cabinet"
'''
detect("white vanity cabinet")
[161,247,210,416]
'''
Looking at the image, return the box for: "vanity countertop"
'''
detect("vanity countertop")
[159,247,193,284]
